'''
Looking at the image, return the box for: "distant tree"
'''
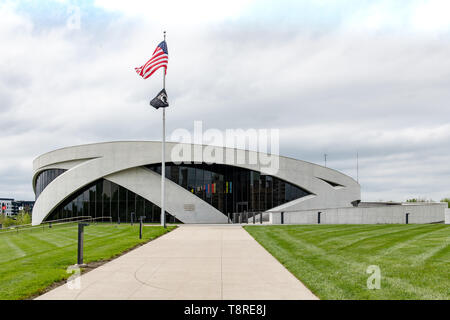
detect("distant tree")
[406,198,433,203]
[441,198,450,208]
[0,216,16,228]
[0,212,31,228]
[16,212,31,225]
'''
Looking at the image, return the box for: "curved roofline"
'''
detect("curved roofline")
[33,140,360,185]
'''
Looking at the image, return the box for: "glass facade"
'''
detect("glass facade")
[44,178,180,223]
[147,163,311,216]
[39,163,310,223]
[34,169,67,199]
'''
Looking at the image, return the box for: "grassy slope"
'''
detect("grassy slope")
[244,224,449,300]
[0,223,175,300]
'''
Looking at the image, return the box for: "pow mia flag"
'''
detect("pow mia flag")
[150,89,169,109]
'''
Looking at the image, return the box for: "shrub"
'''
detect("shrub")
[15,212,31,225]
[441,198,450,208]
[406,198,433,203]
[0,216,16,228]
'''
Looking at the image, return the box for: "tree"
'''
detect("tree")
[406,198,433,203]
[15,211,31,225]
[441,198,450,208]
[0,215,15,228]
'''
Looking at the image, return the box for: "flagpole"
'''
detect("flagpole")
[161,31,167,229]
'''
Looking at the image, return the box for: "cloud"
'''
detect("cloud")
[410,0,450,33]
[0,0,449,203]
[93,0,255,25]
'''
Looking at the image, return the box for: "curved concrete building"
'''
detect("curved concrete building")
[31,141,361,225]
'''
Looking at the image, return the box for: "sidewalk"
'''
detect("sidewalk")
[36,225,318,300]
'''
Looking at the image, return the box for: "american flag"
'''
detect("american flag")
[135,41,168,79]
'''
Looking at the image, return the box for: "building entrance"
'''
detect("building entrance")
[235,202,248,223]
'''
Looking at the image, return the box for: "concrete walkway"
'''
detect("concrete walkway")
[37,225,318,300]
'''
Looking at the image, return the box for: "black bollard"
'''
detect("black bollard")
[260,212,263,224]
[281,212,284,224]
[406,213,409,224]
[139,216,146,239]
[253,212,255,224]
[318,212,321,224]
[77,223,89,265]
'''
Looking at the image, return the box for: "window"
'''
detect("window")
[147,163,310,216]
[34,169,67,199]
[44,179,181,224]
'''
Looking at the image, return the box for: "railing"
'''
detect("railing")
[0,216,113,236]
[227,211,268,224]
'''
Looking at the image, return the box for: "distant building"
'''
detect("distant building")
[0,198,34,216]
[0,198,15,216]
[13,200,35,214]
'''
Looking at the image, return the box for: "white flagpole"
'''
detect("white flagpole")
[161,31,166,228]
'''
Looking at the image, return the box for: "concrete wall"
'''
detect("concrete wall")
[445,208,450,224]
[270,203,446,224]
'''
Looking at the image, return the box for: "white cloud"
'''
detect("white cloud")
[0,1,449,202]
[411,0,450,33]
[93,0,255,25]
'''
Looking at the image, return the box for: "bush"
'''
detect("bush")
[406,198,425,203]
[441,198,450,208]
[15,212,31,225]
[406,198,433,203]
[0,215,16,228]
[0,212,30,228]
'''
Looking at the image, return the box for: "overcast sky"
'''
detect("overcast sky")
[1,0,449,202]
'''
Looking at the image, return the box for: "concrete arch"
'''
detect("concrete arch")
[105,167,227,224]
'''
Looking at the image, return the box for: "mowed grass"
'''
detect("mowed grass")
[0,223,175,300]
[244,224,449,300]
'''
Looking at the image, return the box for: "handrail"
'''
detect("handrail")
[0,215,92,231]
[0,216,113,236]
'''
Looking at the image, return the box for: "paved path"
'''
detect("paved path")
[37,225,318,300]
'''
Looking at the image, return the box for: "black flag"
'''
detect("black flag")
[150,89,169,109]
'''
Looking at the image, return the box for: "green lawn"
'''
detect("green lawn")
[244,224,450,300]
[0,223,175,300]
